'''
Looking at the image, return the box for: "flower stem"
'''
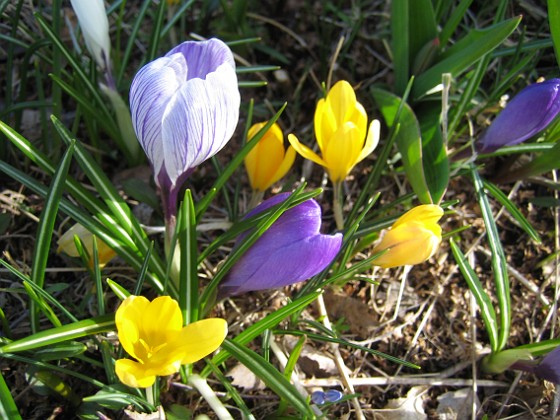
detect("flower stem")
[188,374,233,420]
[333,182,344,230]
[248,189,264,210]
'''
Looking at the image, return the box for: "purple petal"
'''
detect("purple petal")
[479,79,560,152]
[130,54,187,186]
[162,62,240,190]
[534,346,560,384]
[218,194,342,297]
[166,39,236,81]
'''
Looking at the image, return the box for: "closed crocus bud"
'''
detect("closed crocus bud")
[130,39,240,220]
[244,122,296,192]
[479,79,560,153]
[70,0,111,72]
[218,193,343,298]
[371,205,443,269]
[508,346,560,384]
[288,80,380,183]
[57,223,116,268]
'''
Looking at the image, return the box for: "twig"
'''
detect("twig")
[301,377,509,387]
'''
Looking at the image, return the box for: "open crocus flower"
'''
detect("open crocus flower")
[479,78,560,153]
[130,39,240,221]
[115,295,227,388]
[371,205,443,268]
[244,122,296,192]
[70,0,111,73]
[288,80,380,183]
[218,193,343,298]
[57,223,116,268]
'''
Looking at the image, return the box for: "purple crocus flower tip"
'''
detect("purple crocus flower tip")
[478,78,560,153]
[534,346,560,384]
[218,193,343,298]
[130,38,240,219]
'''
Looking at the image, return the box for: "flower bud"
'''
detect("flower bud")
[57,223,116,267]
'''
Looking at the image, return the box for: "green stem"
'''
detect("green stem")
[188,374,233,420]
[248,189,264,210]
[333,182,344,230]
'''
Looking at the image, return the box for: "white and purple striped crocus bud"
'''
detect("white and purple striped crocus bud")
[130,39,240,221]
[479,79,560,153]
[218,193,343,298]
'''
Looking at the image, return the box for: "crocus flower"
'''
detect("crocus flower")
[57,223,116,268]
[218,193,343,298]
[288,80,380,183]
[479,78,560,153]
[115,295,227,388]
[130,39,240,221]
[371,205,443,268]
[244,122,296,192]
[70,0,111,73]
[508,346,560,384]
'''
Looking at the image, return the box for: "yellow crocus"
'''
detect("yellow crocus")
[57,223,116,268]
[115,296,227,388]
[244,122,296,192]
[288,80,380,183]
[372,205,444,268]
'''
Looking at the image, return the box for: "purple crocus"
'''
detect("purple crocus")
[478,79,560,153]
[218,193,343,298]
[130,39,240,221]
[511,346,560,384]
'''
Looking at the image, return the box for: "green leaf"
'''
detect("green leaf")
[413,16,521,99]
[549,0,560,68]
[472,167,510,352]
[178,190,199,324]
[372,87,431,203]
[408,0,437,67]
[482,180,541,243]
[439,0,474,46]
[221,340,314,417]
[0,314,115,353]
[391,0,409,95]
[0,371,21,420]
[450,238,499,352]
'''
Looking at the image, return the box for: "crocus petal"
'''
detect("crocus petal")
[479,79,560,152]
[70,0,110,71]
[372,205,444,268]
[175,318,228,364]
[115,359,156,388]
[57,223,116,267]
[288,134,328,168]
[218,194,342,297]
[141,296,183,345]
[115,296,150,360]
[269,145,296,186]
[356,119,381,163]
[534,346,560,384]
[322,122,363,182]
[130,54,188,186]
[161,63,239,189]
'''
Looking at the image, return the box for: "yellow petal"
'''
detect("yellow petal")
[173,318,228,364]
[314,98,336,151]
[326,81,358,125]
[116,296,149,360]
[393,204,444,229]
[322,122,362,182]
[115,359,156,388]
[142,296,183,346]
[287,134,328,168]
[57,223,116,267]
[267,145,296,186]
[356,119,380,163]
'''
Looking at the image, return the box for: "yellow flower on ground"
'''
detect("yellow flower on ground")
[115,296,227,388]
[372,205,444,268]
[288,80,380,183]
[244,122,296,192]
[57,223,116,268]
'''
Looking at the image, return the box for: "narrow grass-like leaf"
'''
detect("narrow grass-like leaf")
[178,190,199,324]
[160,0,195,37]
[23,280,78,323]
[439,0,474,46]
[483,180,541,243]
[413,17,521,99]
[201,290,321,376]
[408,0,437,65]
[276,330,419,369]
[0,371,20,420]
[221,340,314,417]
[549,0,560,68]
[33,342,87,361]
[147,0,166,62]
[372,87,431,203]
[472,167,510,351]
[517,338,560,356]
[106,279,130,300]
[29,140,74,332]
[0,314,115,354]
[450,238,499,352]
[391,0,409,95]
